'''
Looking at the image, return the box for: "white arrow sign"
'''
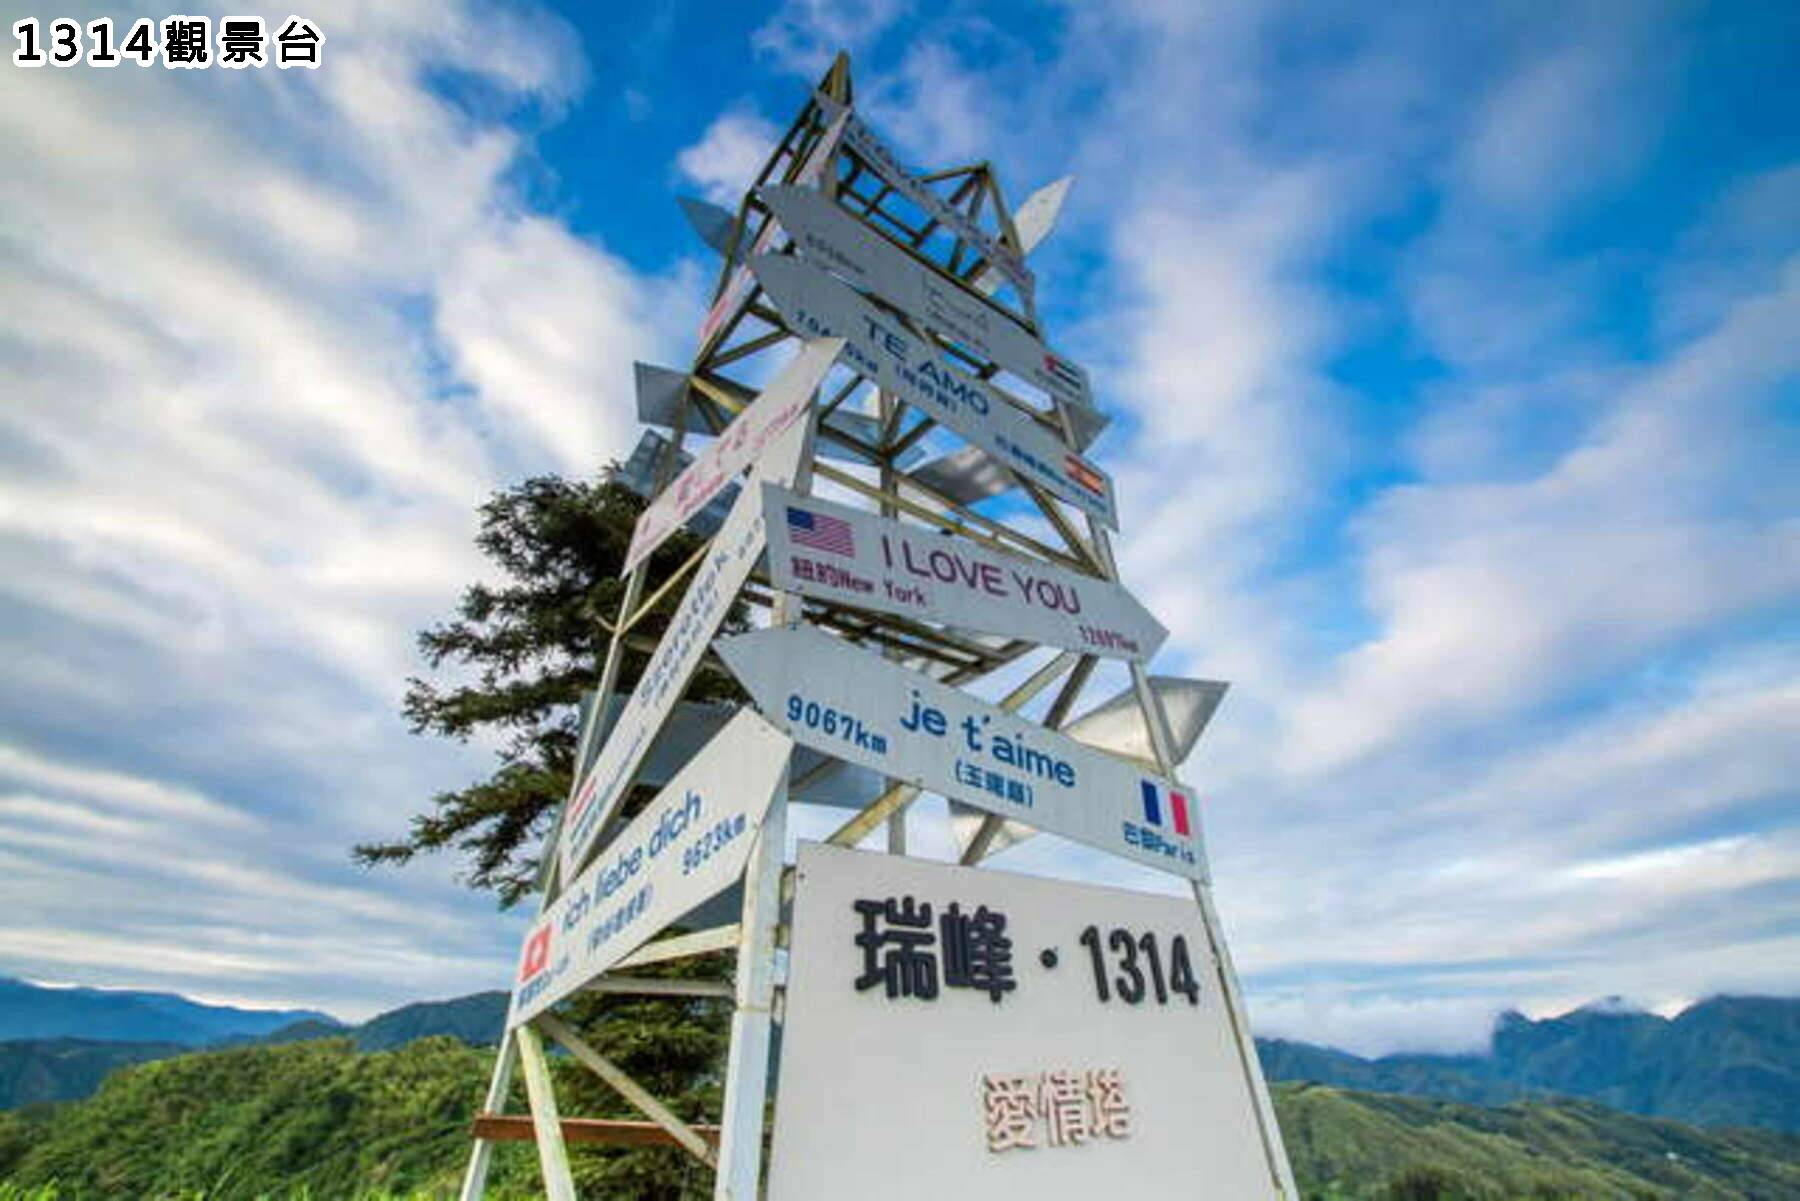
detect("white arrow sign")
[717,626,1206,880]
[815,93,1033,304]
[752,254,1119,529]
[696,104,848,348]
[512,709,793,1027]
[763,484,1165,661]
[623,337,842,576]
[562,404,814,880]
[761,184,1093,413]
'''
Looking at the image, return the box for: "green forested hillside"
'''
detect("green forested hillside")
[0,1040,185,1109]
[1,1038,1798,1199]
[1260,997,1800,1134]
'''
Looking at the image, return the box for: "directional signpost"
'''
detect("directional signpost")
[719,625,1205,878]
[512,711,793,1027]
[753,252,1120,528]
[761,184,1095,412]
[764,483,1164,660]
[459,52,1296,1201]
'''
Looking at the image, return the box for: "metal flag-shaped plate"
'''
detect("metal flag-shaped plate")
[717,626,1207,880]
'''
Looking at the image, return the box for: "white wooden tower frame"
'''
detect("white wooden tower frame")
[457,53,1296,1201]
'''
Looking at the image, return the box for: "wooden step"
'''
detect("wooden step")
[472,1113,722,1149]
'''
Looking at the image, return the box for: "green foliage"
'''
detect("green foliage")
[354,472,740,903]
[1274,1082,1800,1200]
[0,1040,187,1109]
[7,1040,1800,1200]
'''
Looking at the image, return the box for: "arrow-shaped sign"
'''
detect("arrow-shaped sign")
[761,184,1095,414]
[763,484,1164,661]
[623,337,842,576]
[562,397,816,880]
[752,253,1119,529]
[717,626,1207,880]
[513,709,792,1027]
[815,92,1033,304]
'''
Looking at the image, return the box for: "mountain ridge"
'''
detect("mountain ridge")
[1259,994,1800,1132]
[1,1037,1796,1199]
[0,976,336,1045]
[6,979,1795,1135]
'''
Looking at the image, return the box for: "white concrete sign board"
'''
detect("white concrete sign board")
[761,484,1165,661]
[753,253,1119,529]
[560,408,814,880]
[717,626,1205,879]
[815,93,1034,303]
[511,710,792,1027]
[761,184,1094,413]
[623,337,842,575]
[768,843,1283,1200]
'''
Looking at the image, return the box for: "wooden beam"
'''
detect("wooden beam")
[611,924,741,970]
[584,976,736,999]
[472,1114,722,1149]
[535,1013,719,1168]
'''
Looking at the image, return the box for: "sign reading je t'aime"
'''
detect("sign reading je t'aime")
[762,484,1165,661]
[716,625,1205,879]
[760,184,1094,413]
[511,710,792,1027]
[767,844,1284,1200]
[751,252,1120,529]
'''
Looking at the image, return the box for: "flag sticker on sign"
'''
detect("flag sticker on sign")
[1043,352,1085,393]
[1064,454,1107,499]
[519,924,551,982]
[786,506,855,557]
[1139,780,1192,837]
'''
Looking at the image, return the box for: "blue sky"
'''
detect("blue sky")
[1,0,1795,1054]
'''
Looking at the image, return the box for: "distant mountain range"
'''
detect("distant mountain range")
[0,976,332,1045]
[0,981,508,1107]
[1259,994,1800,1132]
[3,976,1795,1136]
[3,1037,1798,1199]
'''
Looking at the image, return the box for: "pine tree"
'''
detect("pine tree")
[355,469,743,1199]
[354,471,741,902]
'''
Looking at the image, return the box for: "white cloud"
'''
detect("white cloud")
[0,3,674,1017]
[751,0,911,77]
[674,106,780,208]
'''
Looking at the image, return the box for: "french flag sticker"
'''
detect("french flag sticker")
[1140,779,1192,837]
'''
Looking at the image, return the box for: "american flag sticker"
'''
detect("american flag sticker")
[786,506,856,556]
[1139,779,1192,837]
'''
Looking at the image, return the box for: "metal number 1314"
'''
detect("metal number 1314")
[1079,925,1200,1006]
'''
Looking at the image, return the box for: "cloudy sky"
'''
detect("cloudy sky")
[2,0,1795,1053]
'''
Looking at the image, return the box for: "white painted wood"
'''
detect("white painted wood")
[515,1022,577,1201]
[713,785,788,1200]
